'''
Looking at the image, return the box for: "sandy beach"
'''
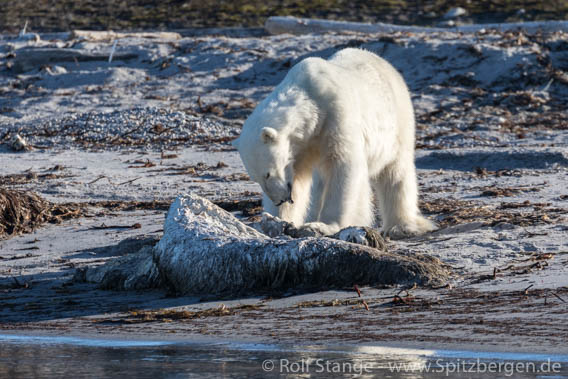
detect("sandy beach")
[1,23,567,356]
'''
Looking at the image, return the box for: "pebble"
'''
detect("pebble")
[444,7,468,19]
[9,134,28,151]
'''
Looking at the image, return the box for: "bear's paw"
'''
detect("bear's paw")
[383,216,438,240]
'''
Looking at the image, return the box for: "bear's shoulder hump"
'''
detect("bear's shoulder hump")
[290,57,333,80]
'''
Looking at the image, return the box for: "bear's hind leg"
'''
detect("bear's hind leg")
[374,159,437,239]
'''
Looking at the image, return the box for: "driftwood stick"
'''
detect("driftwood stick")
[265,16,568,36]
[12,48,139,73]
[70,30,182,41]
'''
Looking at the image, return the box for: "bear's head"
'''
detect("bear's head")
[233,125,294,206]
[232,82,320,207]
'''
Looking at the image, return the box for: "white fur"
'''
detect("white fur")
[233,48,436,239]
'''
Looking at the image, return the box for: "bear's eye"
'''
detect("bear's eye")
[265,173,270,179]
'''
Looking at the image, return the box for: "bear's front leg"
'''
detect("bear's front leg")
[299,158,374,236]
[262,193,279,217]
[277,173,313,226]
[261,172,312,226]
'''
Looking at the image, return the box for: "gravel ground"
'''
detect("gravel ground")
[2,107,239,150]
[0,26,567,354]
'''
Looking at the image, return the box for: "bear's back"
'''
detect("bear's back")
[329,48,406,90]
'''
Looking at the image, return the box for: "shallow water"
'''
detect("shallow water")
[1,335,567,378]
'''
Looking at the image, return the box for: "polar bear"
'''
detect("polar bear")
[232,48,436,239]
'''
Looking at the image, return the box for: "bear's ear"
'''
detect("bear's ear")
[260,127,278,144]
[231,137,240,149]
